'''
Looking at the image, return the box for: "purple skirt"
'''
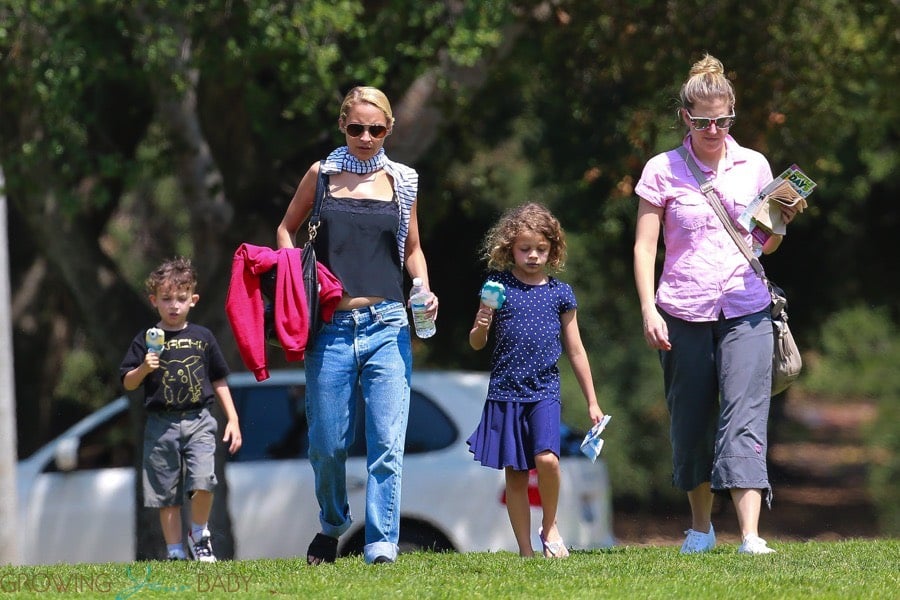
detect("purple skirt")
[467,397,561,471]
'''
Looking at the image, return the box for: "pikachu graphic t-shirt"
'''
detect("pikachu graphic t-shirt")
[119,323,230,411]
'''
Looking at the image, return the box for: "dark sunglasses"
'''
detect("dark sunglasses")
[686,112,736,131]
[345,123,389,139]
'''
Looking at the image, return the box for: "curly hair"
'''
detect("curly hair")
[145,256,198,296]
[480,202,567,273]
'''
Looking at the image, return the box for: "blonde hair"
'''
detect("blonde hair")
[339,86,395,128]
[679,53,735,111]
[480,203,567,273]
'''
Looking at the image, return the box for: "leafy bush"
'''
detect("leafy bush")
[53,348,110,411]
[803,305,900,535]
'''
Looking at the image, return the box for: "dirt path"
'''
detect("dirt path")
[611,396,881,547]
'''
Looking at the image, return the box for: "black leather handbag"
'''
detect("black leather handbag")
[262,163,327,347]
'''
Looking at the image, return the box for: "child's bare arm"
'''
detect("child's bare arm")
[469,304,494,350]
[561,310,604,424]
[212,379,242,454]
[122,353,159,391]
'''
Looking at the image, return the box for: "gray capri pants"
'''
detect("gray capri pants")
[659,307,773,507]
[142,407,218,507]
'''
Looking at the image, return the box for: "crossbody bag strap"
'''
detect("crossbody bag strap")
[675,146,769,283]
[307,159,327,241]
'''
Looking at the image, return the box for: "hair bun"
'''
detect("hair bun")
[689,53,725,77]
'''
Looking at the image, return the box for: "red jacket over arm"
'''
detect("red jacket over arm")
[226,244,344,381]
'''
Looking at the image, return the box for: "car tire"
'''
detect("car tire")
[339,520,455,558]
[397,522,455,554]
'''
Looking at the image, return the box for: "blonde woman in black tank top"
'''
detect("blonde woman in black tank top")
[276,86,437,566]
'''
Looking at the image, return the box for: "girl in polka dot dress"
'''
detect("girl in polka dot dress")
[467,202,605,558]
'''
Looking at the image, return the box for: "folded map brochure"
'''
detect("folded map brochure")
[580,414,612,463]
[738,164,817,241]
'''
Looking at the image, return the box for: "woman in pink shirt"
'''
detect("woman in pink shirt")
[633,54,800,556]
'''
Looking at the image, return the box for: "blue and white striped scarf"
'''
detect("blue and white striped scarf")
[322,146,418,267]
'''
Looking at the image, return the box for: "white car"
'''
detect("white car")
[16,370,613,564]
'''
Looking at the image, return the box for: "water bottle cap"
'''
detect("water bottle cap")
[412,277,423,287]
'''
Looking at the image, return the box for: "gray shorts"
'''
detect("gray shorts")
[659,308,773,505]
[142,407,218,507]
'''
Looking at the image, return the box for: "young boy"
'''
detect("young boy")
[120,257,242,561]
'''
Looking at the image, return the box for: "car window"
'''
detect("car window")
[47,408,135,472]
[230,384,308,462]
[406,390,456,453]
[229,384,457,462]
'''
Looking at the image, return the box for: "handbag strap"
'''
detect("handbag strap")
[307,160,327,241]
[675,146,769,285]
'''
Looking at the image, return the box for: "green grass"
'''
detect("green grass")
[2,539,897,599]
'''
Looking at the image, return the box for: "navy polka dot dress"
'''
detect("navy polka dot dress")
[467,270,577,470]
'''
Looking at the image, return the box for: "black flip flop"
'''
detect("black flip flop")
[306,533,338,565]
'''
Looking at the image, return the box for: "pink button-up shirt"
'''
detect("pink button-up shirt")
[635,136,774,322]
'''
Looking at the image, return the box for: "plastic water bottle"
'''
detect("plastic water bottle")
[409,277,436,339]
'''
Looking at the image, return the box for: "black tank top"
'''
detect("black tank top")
[314,191,403,301]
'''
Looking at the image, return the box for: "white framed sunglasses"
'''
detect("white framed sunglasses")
[686,111,736,130]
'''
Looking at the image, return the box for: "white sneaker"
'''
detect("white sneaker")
[738,534,775,555]
[189,529,217,562]
[680,524,716,554]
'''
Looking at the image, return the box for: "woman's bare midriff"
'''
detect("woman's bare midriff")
[336,295,386,311]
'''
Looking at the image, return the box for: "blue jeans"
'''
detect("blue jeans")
[304,300,412,563]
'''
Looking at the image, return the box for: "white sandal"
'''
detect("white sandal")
[539,527,570,558]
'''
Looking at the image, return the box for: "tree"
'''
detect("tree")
[408,0,900,501]
[1,0,898,548]
[0,0,514,559]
